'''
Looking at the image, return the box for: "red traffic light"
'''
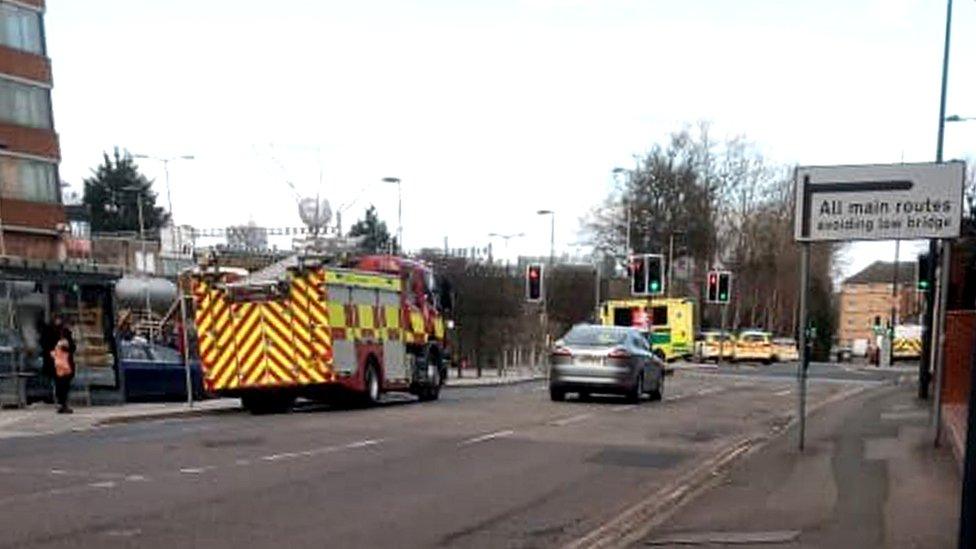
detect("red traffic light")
[529,268,540,279]
[709,274,717,284]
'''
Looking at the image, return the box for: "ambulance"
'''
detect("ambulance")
[599,298,695,361]
[188,254,449,413]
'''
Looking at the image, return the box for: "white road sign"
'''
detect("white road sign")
[794,161,965,242]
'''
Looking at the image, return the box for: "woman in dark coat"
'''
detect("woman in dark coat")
[40,315,76,414]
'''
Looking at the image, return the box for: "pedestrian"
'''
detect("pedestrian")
[42,315,76,414]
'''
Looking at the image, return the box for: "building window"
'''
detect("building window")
[0,156,58,203]
[0,3,42,54]
[0,77,51,129]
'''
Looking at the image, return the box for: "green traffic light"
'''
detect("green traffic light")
[650,281,660,291]
[719,293,727,300]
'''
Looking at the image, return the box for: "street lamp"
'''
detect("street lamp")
[537,210,555,265]
[381,177,402,253]
[116,186,153,342]
[612,167,630,257]
[131,154,194,225]
[667,230,686,298]
[488,232,525,267]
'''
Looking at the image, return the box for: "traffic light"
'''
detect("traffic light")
[917,253,932,291]
[706,270,731,304]
[647,255,664,295]
[631,254,664,296]
[631,256,646,295]
[526,264,544,302]
[718,272,731,303]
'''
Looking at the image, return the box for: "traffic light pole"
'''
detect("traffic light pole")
[797,242,811,451]
[717,303,728,367]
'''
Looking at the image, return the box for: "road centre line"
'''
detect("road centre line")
[774,389,792,396]
[459,430,515,446]
[259,439,382,462]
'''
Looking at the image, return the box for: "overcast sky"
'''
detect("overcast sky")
[46,0,975,277]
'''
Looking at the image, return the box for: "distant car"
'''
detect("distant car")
[695,331,735,362]
[772,338,800,362]
[120,340,206,402]
[733,330,774,364]
[548,324,665,403]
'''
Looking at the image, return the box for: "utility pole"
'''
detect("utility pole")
[923,0,954,401]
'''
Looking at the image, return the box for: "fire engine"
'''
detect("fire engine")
[188,254,450,413]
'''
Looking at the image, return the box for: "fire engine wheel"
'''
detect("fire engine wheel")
[363,363,381,406]
[417,347,443,402]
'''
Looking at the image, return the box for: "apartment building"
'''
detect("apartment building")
[838,261,923,346]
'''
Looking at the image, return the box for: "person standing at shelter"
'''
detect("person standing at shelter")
[41,315,76,414]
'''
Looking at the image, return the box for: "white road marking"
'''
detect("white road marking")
[612,405,638,413]
[104,529,141,538]
[125,475,149,482]
[459,430,515,446]
[259,439,383,462]
[88,481,117,489]
[178,467,214,475]
[774,389,792,396]
[550,413,594,427]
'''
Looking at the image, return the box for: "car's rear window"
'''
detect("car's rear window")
[563,327,628,347]
[740,333,769,343]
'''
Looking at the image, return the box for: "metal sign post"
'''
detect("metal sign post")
[179,285,193,408]
[797,242,810,451]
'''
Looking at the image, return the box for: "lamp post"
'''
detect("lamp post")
[131,154,194,224]
[115,186,151,341]
[612,167,629,257]
[381,177,402,253]
[667,230,685,298]
[537,210,555,265]
[488,232,525,268]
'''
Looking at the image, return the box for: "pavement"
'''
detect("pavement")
[0,367,544,439]
[640,379,959,548]
[0,364,914,548]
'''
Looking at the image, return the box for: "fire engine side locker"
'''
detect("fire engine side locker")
[322,269,410,389]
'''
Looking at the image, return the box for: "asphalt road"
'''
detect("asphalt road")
[0,366,896,548]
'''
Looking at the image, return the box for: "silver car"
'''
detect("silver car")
[549,324,665,403]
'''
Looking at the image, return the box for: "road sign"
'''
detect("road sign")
[793,161,965,242]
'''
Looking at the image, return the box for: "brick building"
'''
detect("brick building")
[838,261,923,347]
[0,1,123,401]
[0,0,64,259]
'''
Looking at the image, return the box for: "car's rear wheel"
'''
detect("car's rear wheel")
[649,372,664,401]
[627,372,643,404]
[549,386,565,402]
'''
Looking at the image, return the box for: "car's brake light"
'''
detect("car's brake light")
[608,347,631,359]
[551,347,572,357]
